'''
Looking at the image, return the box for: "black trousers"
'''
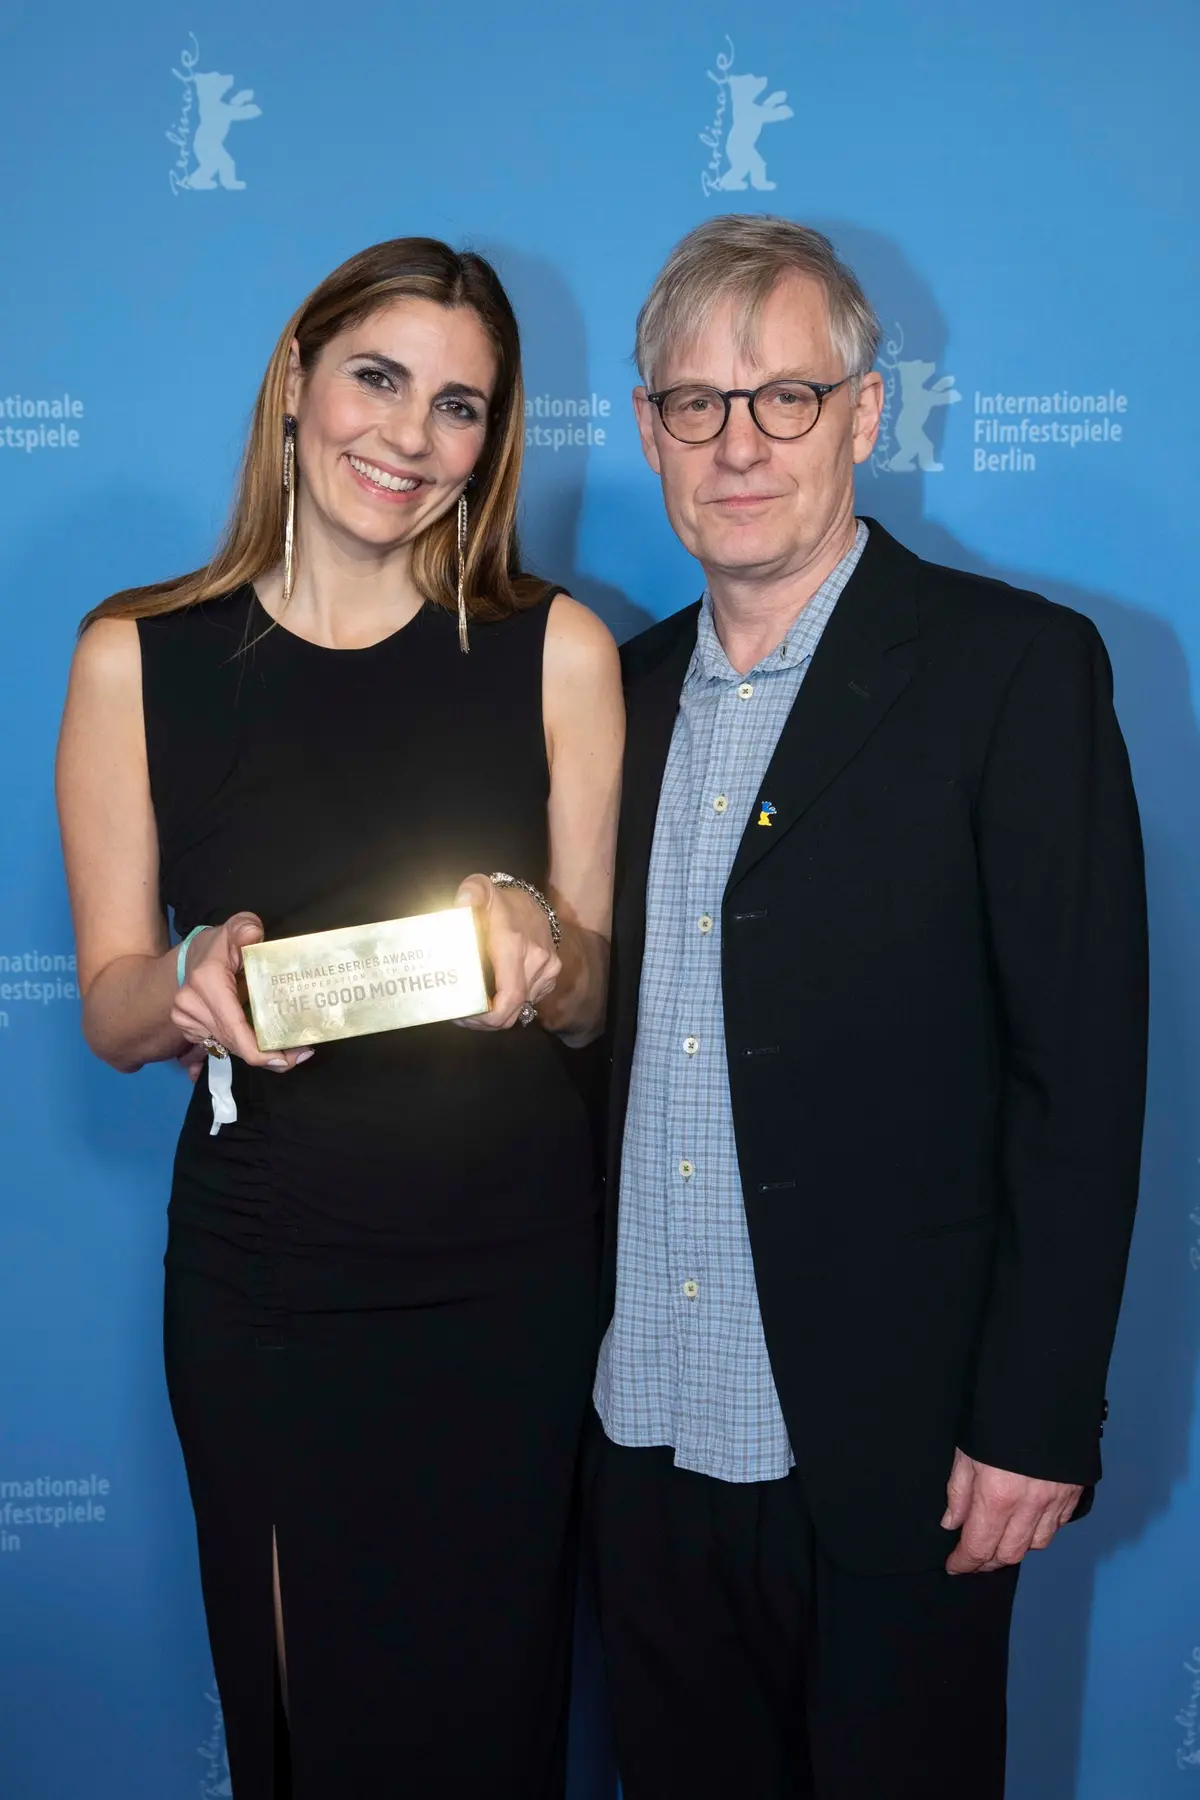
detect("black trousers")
[586,1419,1019,1800]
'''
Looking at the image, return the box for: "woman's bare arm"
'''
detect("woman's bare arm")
[453,594,622,1042]
[57,620,311,1074]
[55,619,183,1070]
[538,594,624,1045]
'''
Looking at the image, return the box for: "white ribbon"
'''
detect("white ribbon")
[207,1054,238,1135]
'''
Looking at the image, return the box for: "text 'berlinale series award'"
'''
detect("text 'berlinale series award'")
[241,908,490,1051]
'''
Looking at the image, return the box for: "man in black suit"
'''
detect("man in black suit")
[588,215,1147,1799]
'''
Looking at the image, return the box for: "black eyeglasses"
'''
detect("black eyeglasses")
[646,378,850,444]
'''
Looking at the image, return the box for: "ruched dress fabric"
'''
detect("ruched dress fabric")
[139,588,601,1799]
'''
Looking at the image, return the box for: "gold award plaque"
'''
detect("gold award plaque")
[241,907,490,1052]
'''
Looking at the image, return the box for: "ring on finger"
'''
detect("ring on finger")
[518,1003,538,1027]
[201,1037,229,1058]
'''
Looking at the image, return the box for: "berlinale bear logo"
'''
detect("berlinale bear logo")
[719,74,793,191]
[187,72,262,189]
[872,326,962,476]
[700,39,793,196]
[167,34,262,195]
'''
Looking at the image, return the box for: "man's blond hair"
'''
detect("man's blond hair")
[635,215,881,391]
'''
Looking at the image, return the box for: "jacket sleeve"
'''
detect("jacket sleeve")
[961,612,1148,1484]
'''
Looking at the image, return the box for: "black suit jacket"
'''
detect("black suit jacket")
[602,520,1148,1574]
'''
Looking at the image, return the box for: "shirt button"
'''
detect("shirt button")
[713,794,729,814]
[697,914,714,934]
[678,1159,694,1179]
[683,1035,699,1056]
[682,1279,700,1300]
[737,682,754,700]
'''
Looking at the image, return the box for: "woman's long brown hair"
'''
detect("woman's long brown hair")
[82,238,546,631]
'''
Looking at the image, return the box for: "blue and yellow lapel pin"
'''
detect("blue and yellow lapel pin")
[757,801,777,827]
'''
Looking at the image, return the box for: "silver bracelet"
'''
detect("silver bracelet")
[488,872,562,947]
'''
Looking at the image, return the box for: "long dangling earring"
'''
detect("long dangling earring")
[456,489,470,654]
[282,414,298,606]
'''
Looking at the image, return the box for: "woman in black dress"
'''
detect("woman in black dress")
[55,238,623,1798]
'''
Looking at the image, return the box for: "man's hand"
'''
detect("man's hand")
[942,1448,1082,1575]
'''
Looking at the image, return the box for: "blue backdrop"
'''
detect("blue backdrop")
[1,3,1197,1795]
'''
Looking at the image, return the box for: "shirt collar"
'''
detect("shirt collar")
[688,518,869,687]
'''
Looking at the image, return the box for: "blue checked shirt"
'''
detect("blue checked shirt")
[594,522,869,1483]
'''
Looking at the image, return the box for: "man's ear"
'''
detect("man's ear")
[632,387,663,476]
[283,337,303,416]
[851,370,885,466]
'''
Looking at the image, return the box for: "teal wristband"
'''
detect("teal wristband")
[176,924,211,988]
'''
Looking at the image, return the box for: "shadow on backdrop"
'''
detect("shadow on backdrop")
[485,242,652,647]
[829,218,1200,1800]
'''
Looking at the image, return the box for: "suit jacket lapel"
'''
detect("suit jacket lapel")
[610,605,698,1074]
[727,520,920,892]
[603,608,697,1317]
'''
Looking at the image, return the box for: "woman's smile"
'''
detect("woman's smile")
[345,453,429,501]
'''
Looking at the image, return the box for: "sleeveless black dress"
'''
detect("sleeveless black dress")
[139,588,601,1799]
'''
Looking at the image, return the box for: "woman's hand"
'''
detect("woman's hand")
[178,1043,209,1082]
[452,875,560,1030]
[172,911,313,1071]
[446,599,623,1046]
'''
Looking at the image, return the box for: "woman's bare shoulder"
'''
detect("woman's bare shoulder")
[544,591,620,675]
[68,617,141,696]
